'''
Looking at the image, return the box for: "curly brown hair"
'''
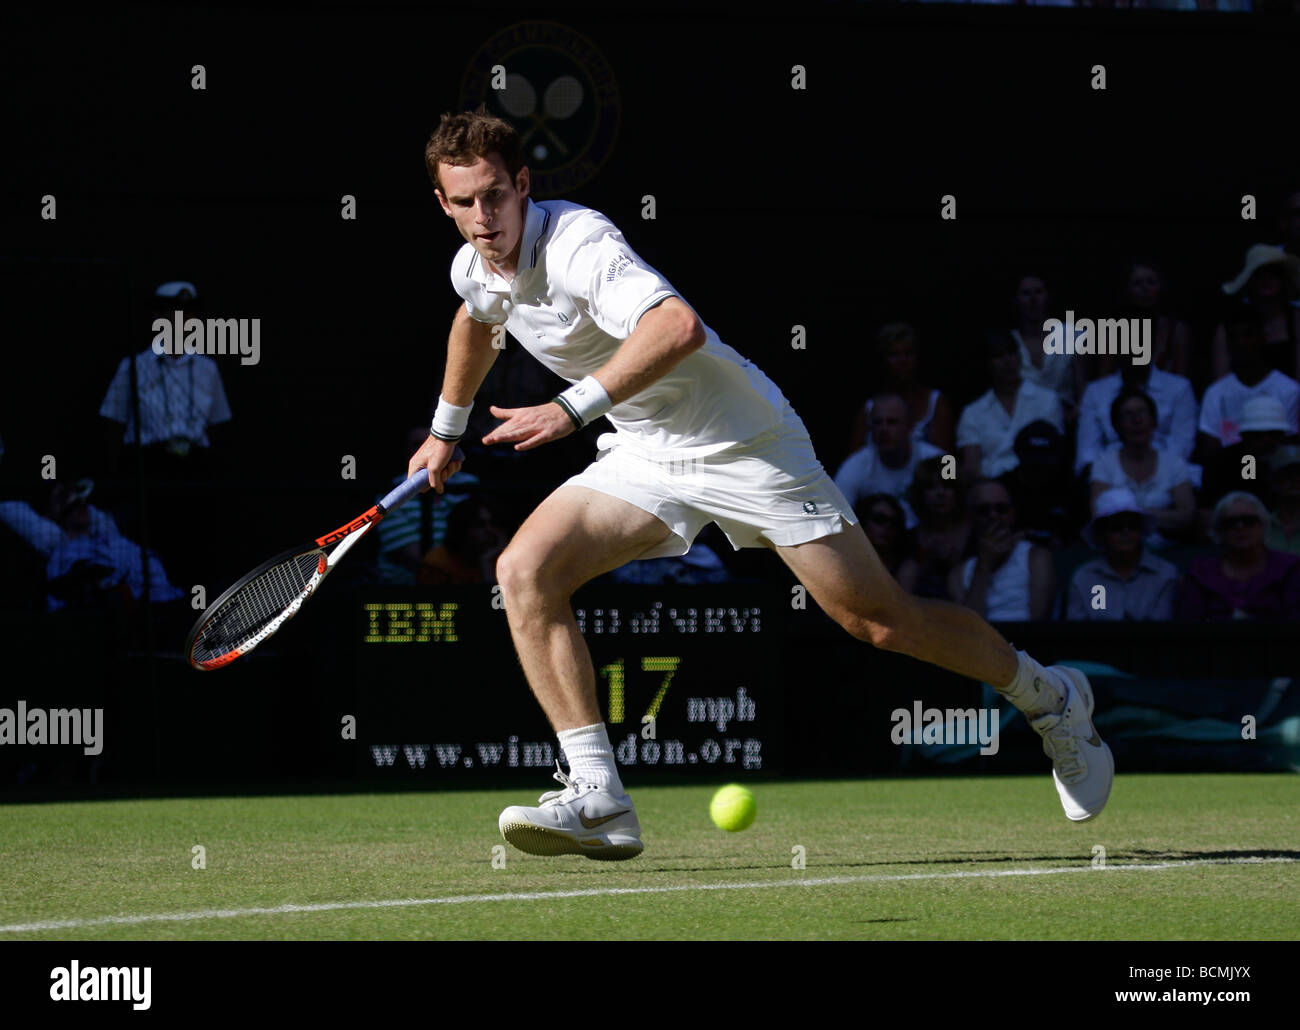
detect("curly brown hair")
[424,108,524,194]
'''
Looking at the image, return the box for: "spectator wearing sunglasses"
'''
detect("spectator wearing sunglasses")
[854,493,909,579]
[1066,488,1178,621]
[949,478,1055,621]
[1176,491,1300,621]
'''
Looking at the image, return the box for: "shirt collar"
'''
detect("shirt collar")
[471,198,549,292]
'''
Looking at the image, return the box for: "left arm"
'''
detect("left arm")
[483,297,706,450]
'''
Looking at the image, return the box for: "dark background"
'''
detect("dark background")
[2,2,1297,792]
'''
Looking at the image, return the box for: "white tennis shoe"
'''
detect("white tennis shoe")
[498,764,644,861]
[1029,666,1114,822]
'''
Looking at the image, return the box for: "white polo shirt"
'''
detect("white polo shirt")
[955,381,1064,478]
[1197,370,1300,446]
[451,199,788,459]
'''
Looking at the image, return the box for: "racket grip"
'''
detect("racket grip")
[381,447,465,511]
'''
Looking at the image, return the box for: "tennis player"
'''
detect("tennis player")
[409,111,1112,860]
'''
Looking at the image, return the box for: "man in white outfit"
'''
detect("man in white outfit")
[408,111,1113,860]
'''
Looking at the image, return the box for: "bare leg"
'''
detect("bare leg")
[495,485,674,731]
[771,522,1019,688]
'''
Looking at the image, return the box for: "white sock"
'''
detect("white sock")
[557,723,624,794]
[996,649,1065,719]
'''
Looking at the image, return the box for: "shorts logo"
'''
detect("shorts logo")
[802,502,818,515]
[558,311,570,324]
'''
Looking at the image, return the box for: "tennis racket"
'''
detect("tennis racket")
[185,461,453,670]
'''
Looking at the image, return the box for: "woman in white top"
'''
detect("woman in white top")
[1090,386,1196,546]
[849,322,955,454]
[999,273,1087,423]
[949,478,1055,621]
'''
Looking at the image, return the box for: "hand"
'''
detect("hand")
[482,402,575,451]
[977,524,1021,570]
[407,435,464,494]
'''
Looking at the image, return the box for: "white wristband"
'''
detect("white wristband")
[554,376,613,429]
[431,396,473,441]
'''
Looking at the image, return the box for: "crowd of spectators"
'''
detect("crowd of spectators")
[835,236,1300,622]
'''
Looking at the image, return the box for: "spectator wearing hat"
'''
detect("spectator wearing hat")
[1176,491,1300,622]
[1090,387,1196,547]
[1198,306,1300,454]
[1265,445,1300,558]
[1200,395,1297,508]
[948,477,1055,621]
[897,456,972,601]
[1210,245,1300,382]
[0,479,184,612]
[1000,420,1086,550]
[834,392,943,528]
[847,323,955,455]
[99,281,232,479]
[1066,488,1179,622]
[1074,348,1197,478]
[957,333,1064,481]
[1096,259,1191,379]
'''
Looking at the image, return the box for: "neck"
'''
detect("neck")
[1226,546,1265,570]
[879,444,910,469]
[1107,553,1140,577]
[1235,364,1267,387]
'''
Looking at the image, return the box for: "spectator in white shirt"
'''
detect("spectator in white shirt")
[990,273,1085,423]
[1075,355,1198,477]
[834,393,943,528]
[1090,387,1196,547]
[99,282,232,477]
[948,477,1055,622]
[1210,245,1300,383]
[1198,306,1300,454]
[957,334,1064,480]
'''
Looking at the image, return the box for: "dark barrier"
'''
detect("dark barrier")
[1,585,1297,794]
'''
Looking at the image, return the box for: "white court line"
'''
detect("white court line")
[1,856,1294,934]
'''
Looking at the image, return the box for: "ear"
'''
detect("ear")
[516,165,530,199]
[434,187,452,218]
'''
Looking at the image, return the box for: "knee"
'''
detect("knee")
[839,597,914,652]
[495,544,541,599]
[495,542,570,602]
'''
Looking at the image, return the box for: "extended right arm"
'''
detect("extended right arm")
[407,303,502,491]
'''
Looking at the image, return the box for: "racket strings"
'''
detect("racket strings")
[191,550,323,662]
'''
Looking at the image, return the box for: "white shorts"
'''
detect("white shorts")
[562,406,859,560]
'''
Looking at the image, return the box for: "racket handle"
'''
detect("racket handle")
[380,447,465,512]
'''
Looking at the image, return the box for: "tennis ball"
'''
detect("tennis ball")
[709,784,756,832]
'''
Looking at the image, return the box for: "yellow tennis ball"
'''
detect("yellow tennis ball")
[709,784,756,832]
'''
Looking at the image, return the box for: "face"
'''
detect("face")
[969,483,1014,535]
[1116,397,1154,447]
[870,397,909,452]
[1226,322,1263,367]
[1274,463,1300,499]
[882,337,917,383]
[1241,430,1284,457]
[863,502,903,551]
[435,153,530,271]
[1015,277,1048,322]
[922,479,955,517]
[1247,267,1284,302]
[1217,501,1265,551]
[989,341,1021,386]
[1101,514,1143,561]
[1126,265,1161,308]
